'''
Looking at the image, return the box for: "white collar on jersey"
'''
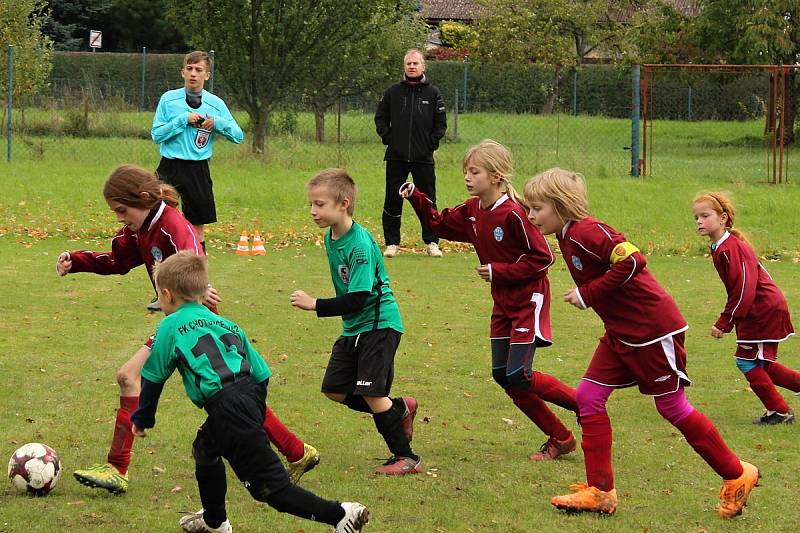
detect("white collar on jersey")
[711,230,731,252]
[490,194,508,211]
[147,201,167,231]
[560,220,573,238]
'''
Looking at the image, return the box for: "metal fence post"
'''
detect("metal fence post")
[630,64,641,177]
[453,89,459,140]
[209,50,215,93]
[462,55,468,112]
[6,45,13,162]
[140,46,147,111]
[572,68,578,115]
[687,85,693,120]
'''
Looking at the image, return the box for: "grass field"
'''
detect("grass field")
[1,118,800,532]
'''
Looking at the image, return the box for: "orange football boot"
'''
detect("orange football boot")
[551,483,618,515]
[718,461,760,519]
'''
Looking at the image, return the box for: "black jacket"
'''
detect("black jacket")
[374,75,447,164]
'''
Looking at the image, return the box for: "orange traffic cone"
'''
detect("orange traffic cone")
[235,231,251,255]
[251,232,266,255]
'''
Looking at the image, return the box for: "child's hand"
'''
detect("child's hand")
[199,115,214,130]
[564,289,584,309]
[710,326,725,338]
[203,284,221,307]
[290,290,316,311]
[56,252,72,276]
[399,182,415,198]
[476,265,491,282]
[132,424,147,438]
[188,112,204,126]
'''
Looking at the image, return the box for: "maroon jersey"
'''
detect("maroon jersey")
[68,202,202,288]
[711,231,794,343]
[557,217,686,346]
[406,188,554,344]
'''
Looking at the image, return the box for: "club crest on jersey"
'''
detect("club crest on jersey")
[337,265,350,284]
[571,255,583,270]
[151,247,164,263]
[493,227,504,241]
[195,128,211,149]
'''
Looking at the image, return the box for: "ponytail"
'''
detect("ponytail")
[502,178,524,206]
[104,164,179,209]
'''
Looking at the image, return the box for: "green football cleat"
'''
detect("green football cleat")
[73,463,129,494]
[287,443,320,484]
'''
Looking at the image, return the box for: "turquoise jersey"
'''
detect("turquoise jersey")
[151,88,243,160]
[141,302,271,407]
[325,222,404,336]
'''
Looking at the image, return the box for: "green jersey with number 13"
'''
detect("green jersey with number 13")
[141,302,271,407]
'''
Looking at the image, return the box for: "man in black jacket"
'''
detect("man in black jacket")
[375,49,447,258]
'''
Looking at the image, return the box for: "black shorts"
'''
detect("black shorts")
[156,157,216,225]
[193,378,289,497]
[321,328,401,397]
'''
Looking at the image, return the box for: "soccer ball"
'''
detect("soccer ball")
[7,443,62,496]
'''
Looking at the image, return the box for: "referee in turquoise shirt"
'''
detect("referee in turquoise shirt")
[151,51,243,250]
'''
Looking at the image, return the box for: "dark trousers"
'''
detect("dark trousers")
[382,160,438,246]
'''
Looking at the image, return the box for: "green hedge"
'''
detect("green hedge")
[36,52,771,121]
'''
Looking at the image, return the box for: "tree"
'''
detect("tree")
[165,0,421,154]
[632,1,800,143]
[41,0,111,51]
[471,0,633,112]
[94,0,187,52]
[306,4,428,142]
[0,0,53,112]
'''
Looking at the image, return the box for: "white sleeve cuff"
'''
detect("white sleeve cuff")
[575,287,587,309]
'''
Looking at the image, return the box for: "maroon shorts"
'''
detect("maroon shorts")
[583,332,691,396]
[734,342,778,362]
[489,293,551,346]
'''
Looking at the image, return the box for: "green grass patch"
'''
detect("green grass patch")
[0,239,798,532]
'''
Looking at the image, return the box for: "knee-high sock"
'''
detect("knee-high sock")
[107,395,138,474]
[671,410,743,480]
[196,458,227,528]
[765,361,800,394]
[580,412,614,491]
[506,388,572,441]
[373,403,416,460]
[262,406,305,463]
[745,366,790,413]
[264,483,345,525]
[531,371,578,413]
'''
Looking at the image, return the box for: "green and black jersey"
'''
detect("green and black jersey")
[141,302,271,407]
[325,222,404,336]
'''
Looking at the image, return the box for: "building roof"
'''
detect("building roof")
[419,0,482,23]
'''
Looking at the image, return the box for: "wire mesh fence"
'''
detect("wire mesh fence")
[3,50,798,185]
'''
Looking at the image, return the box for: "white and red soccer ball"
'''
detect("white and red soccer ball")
[7,443,62,496]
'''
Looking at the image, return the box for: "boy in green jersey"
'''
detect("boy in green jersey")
[131,252,368,533]
[290,169,421,476]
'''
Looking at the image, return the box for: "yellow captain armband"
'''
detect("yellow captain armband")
[610,242,640,264]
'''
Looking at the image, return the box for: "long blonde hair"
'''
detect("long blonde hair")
[463,139,523,205]
[523,167,591,222]
[692,192,752,248]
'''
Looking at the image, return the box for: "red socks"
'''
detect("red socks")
[505,388,572,441]
[745,366,790,413]
[674,410,743,480]
[765,362,800,394]
[262,406,305,463]
[531,371,578,413]
[579,412,614,491]
[107,395,139,474]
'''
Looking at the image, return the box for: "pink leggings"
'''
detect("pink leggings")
[576,380,694,425]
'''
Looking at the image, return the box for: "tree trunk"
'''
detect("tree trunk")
[782,71,796,146]
[314,105,326,143]
[249,107,270,154]
[542,69,566,114]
